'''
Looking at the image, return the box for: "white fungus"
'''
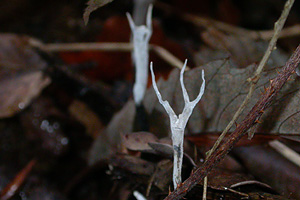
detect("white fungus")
[126,4,153,105]
[150,59,205,188]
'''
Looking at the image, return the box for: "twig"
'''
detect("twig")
[201,0,294,199]
[202,177,207,200]
[164,43,300,199]
[250,24,300,40]
[28,39,187,70]
[156,1,300,41]
[0,159,36,200]
[269,140,300,167]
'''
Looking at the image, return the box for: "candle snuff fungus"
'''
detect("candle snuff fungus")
[150,59,205,189]
[126,4,153,105]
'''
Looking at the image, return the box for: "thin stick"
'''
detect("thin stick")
[250,24,300,40]
[28,39,187,70]
[202,177,207,200]
[164,43,300,200]
[156,1,300,41]
[269,140,300,167]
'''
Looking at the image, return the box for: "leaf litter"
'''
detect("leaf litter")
[90,56,300,198]
[2,1,300,199]
[0,34,50,118]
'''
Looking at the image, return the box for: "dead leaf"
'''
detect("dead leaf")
[148,142,196,167]
[205,168,252,191]
[0,34,47,79]
[233,145,300,199]
[198,27,288,68]
[152,160,173,191]
[88,101,135,165]
[122,132,158,151]
[89,56,300,164]
[20,97,69,156]
[83,0,114,25]
[109,154,155,176]
[145,58,300,137]
[0,71,50,118]
[69,100,104,139]
[0,34,50,118]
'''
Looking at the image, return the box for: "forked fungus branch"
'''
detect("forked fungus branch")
[150,59,205,188]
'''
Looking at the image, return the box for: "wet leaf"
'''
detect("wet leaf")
[83,0,114,25]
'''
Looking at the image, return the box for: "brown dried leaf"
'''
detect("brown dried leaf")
[83,0,113,25]
[109,154,155,176]
[122,132,158,151]
[233,145,300,199]
[69,100,104,139]
[205,168,252,191]
[89,49,299,164]
[198,28,288,68]
[0,71,50,118]
[145,58,300,136]
[0,34,49,118]
[148,142,196,167]
[0,34,47,79]
[152,160,173,191]
[20,97,69,156]
[88,101,135,165]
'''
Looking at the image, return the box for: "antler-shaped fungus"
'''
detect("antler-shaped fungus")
[150,59,205,189]
[126,4,153,105]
